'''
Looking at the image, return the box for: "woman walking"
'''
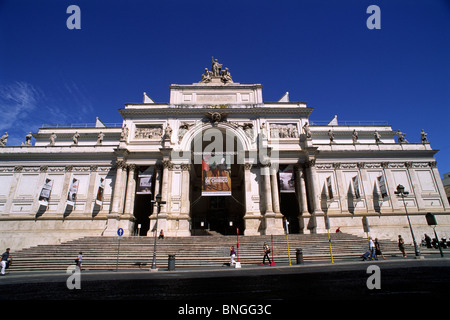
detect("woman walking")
[374,238,385,259]
[230,246,236,266]
[261,242,271,265]
[398,235,407,258]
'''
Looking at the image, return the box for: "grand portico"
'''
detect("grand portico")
[1,58,449,250]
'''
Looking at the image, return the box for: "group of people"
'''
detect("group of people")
[362,235,408,261]
[229,242,273,267]
[362,237,386,261]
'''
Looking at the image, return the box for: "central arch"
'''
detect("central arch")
[186,123,250,235]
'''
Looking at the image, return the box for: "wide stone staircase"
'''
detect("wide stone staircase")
[10,233,438,272]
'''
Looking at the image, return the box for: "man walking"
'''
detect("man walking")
[369,237,377,260]
[1,248,11,275]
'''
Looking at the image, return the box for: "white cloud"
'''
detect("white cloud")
[0,81,42,131]
[0,81,96,146]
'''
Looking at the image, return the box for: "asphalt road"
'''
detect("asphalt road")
[1,257,449,302]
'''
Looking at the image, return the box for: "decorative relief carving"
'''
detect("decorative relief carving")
[340,163,358,169]
[178,122,194,143]
[115,160,127,169]
[244,163,253,170]
[162,160,173,169]
[365,163,382,169]
[14,166,23,172]
[316,163,333,170]
[134,125,163,140]
[412,162,431,168]
[269,123,299,139]
[388,162,406,169]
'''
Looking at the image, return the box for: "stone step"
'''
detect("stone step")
[10,233,436,271]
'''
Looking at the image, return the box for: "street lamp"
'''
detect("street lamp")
[150,194,166,271]
[394,184,421,258]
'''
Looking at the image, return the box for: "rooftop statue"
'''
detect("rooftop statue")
[200,57,233,84]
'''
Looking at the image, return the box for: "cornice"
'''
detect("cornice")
[119,106,314,117]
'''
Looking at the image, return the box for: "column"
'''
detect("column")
[123,164,136,217]
[180,164,190,215]
[152,164,162,214]
[152,160,170,235]
[110,160,126,215]
[262,163,284,235]
[306,159,323,215]
[104,160,126,236]
[261,163,273,214]
[177,163,191,236]
[304,159,324,233]
[270,166,281,214]
[159,160,171,215]
[243,163,260,235]
[295,165,308,215]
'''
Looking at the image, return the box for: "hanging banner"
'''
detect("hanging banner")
[377,175,388,199]
[96,177,105,206]
[352,175,361,199]
[279,165,295,193]
[202,154,231,196]
[38,178,53,207]
[326,176,334,199]
[67,178,79,207]
[136,167,153,194]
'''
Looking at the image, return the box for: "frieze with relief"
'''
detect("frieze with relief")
[134,125,163,140]
[269,123,299,139]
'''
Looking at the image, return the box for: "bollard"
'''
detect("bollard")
[296,248,303,264]
[168,254,176,271]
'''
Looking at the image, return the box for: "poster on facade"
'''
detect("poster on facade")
[326,176,334,199]
[96,177,105,206]
[66,178,79,207]
[38,178,53,206]
[136,167,153,194]
[201,154,231,196]
[279,165,295,193]
[352,175,361,200]
[377,175,388,199]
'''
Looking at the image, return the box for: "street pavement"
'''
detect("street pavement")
[1,254,449,303]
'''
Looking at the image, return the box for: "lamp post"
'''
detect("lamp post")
[394,184,421,258]
[150,194,166,271]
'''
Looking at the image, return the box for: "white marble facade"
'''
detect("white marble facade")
[1,60,449,250]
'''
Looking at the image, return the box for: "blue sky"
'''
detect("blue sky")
[0,0,449,175]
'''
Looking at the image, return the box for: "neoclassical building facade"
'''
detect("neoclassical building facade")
[1,59,449,250]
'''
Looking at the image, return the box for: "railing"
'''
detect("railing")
[41,123,123,128]
[310,121,389,126]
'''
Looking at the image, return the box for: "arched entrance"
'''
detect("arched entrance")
[188,124,247,235]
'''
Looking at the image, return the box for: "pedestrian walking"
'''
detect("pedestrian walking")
[158,229,164,240]
[1,248,11,275]
[261,242,271,265]
[374,238,385,259]
[369,237,377,260]
[229,246,236,266]
[398,235,407,258]
[75,251,83,270]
